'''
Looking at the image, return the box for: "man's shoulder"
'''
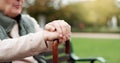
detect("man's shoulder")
[21,14,32,19]
[21,14,38,28]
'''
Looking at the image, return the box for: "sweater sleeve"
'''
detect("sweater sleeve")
[29,15,53,52]
[0,27,47,62]
[22,14,53,52]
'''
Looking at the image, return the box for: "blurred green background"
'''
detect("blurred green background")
[24,0,120,63]
[72,37,120,63]
[25,0,120,33]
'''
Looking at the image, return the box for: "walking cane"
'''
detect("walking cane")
[52,39,70,63]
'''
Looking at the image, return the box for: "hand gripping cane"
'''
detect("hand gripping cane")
[52,40,70,63]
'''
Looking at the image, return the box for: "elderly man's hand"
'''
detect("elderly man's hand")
[45,20,71,43]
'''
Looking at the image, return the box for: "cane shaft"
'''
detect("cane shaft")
[52,40,70,63]
[65,40,70,54]
[52,40,59,63]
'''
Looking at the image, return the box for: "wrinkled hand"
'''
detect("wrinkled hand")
[44,20,71,42]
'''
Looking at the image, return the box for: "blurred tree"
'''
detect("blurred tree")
[58,4,81,27]
[27,0,62,23]
[60,0,119,28]
[26,0,119,31]
[93,0,118,26]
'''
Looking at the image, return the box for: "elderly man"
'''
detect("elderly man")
[0,0,71,63]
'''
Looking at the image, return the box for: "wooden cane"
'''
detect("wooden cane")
[52,40,70,63]
[65,40,70,54]
[52,40,59,63]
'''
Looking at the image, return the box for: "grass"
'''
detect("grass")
[71,37,120,63]
[71,27,120,33]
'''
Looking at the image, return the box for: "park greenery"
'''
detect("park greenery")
[26,0,120,33]
[72,37,120,63]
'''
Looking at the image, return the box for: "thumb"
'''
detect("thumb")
[45,24,55,32]
[44,31,59,41]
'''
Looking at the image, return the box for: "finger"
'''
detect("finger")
[52,22,63,36]
[57,22,65,36]
[62,22,71,41]
[65,24,71,40]
[54,20,71,41]
[44,31,60,41]
[57,24,67,42]
[45,23,55,32]
[59,21,70,38]
[52,21,65,42]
